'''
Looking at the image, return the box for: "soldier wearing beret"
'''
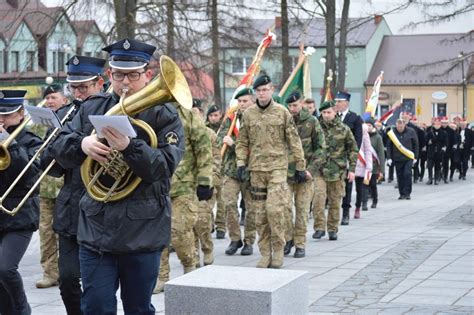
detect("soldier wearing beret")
[217,87,256,256]
[284,91,326,258]
[206,104,222,133]
[312,101,357,241]
[235,75,305,268]
[0,90,43,314]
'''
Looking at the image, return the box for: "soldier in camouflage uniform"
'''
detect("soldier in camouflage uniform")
[217,88,256,256]
[235,75,306,269]
[312,101,358,241]
[205,104,226,238]
[154,103,214,293]
[191,101,221,266]
[284,91,326,258]
[34,84,68,289]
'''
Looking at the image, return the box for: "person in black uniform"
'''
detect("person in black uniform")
[425,117,447,185]
[403,114,426,183]
[334,91,362,225]
[0,90,43,315]
[441,116,455,183]
[50,38,185,314]
[458,118,473,180]
[41,55,106,315]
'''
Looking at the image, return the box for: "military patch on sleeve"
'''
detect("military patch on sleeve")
[165,131,179,145]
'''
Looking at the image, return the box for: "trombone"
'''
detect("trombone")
[0,102,79,216]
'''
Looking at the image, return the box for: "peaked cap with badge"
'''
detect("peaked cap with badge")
[334,91,351,101]
[102,38,156,70]
[0,90,27,114]
[66,55,106,83]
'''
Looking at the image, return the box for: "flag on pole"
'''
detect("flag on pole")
[278,46,315,104]
[362,71,383,121]
[323,69,334,102]
[380,102,402,127]
[416,97,422,116]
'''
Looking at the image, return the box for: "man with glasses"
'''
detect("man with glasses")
[50,38,184,313]
[41,55,105,314]
[236,75,305,269]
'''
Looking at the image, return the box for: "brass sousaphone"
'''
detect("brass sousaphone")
[80,55,192,202]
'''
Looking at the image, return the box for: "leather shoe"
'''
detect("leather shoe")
[283,240,294,255]
[341,216,349,225]
[216,230,225,239]
[225,240,243,255]
[294,247,305,258]
[328,232,338,240]
[398,195,406,200]
[405,194,411,200]
[426,179,433,185]
[312,230,325,239]
[240,243,253,256]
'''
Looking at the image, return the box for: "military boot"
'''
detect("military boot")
[341,208,350,225]
[153,279,166,294]
[240,243,253,256]
[270,249,284,269]
[426,178,433,185]
[283,240,294,256]
[225,240,243,255]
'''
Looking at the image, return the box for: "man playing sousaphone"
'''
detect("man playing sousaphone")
[50,38,185,313]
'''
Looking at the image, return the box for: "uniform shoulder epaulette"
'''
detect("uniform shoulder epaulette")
[83,92,110,102]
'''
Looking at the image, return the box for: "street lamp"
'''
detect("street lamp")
[45,76,54,85]
[458,52,466,118]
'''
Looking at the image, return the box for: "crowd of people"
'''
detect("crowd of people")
[0,37,473,314]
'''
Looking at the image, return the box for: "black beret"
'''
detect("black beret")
[43,84,63,98]
[319,100,335,111]
[207,105,220,116]
[253,74,271,89]
[192,98,202,108]
[234,88,254,100]
[285,90,301,104]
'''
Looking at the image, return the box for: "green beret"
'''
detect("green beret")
[234,88,254,100]
[253,74,271,89]
[319,100,335,111]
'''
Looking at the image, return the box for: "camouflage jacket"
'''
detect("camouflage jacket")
[170,104,213,198]
[288,108,326,182]
[28,124,64,199]
[236,100,305,172]
[205,126,222,187]
[319,116,358,182]
[217,110,248,181]
[206,120,221,133]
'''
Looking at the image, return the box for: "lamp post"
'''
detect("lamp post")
[458,52,466,118]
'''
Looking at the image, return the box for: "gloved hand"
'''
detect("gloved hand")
[387,159,393,167]
[237,166,247,182]
[196,185,213,201]
[294,170,307,183]
[441,147,446,152]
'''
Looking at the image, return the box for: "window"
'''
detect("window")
[432,103,447,117]
[26,51,35,71]
[402,98,415,114]
[231,57,253,74]
[58,52,65,72]
[53,51,57,72]
[290,56,299,71]
[10,51,19,72]
[376,104,389,119]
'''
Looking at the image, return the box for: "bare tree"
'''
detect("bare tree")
[336,0,350,92]
[280,0,290,89]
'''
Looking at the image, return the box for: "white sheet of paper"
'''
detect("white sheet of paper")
[88,115,137,138]
[24,105,62,129]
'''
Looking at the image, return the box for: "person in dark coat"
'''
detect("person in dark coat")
[441,116,455,183]
[404,114,426,183]
[334,91,362,225]
[0,90,43,315]
[50,38,185,314]
[458,119,473,179]
[425,117,447,185]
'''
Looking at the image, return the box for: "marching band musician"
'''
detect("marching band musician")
[50,38,184,314]
[0,90,43,315]
[41,55,106,314]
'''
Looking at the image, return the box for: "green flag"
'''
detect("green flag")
[279,62,304,106]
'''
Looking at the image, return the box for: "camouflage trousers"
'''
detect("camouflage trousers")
[221,176,256,244]
[250,170,288,257]
[313,177,346,233]
[39,197,59,280]
[193,191,215,262]
[213,184,226,232]
[158,194,198,281]
[285,180,313,248]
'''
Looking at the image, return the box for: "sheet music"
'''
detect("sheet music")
[88,115,137,138]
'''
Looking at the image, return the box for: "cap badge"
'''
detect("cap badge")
[123,39,131,50]
[73,56,80,65]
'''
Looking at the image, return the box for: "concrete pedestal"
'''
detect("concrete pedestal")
[165,265,309,315]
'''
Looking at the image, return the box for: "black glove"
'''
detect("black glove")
[294,170,307,184]
[196,185,213,201]
[237,166,247,182]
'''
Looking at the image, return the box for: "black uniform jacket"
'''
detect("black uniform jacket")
[387,126,419,162]
[50,92,185,254]
[342,111,363,148]
[426,127,447,160]
[0,127,42,232]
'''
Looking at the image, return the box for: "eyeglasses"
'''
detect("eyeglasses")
[111,71,145,82]
[68,83,95,93]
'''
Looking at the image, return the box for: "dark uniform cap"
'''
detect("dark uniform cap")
[234,87,254,100]
[43,84,63,99]
[102,38,156,70]
[207,105,220,116]
[0,90,26,114]
[66,55,106,83]
[285,90,301,104]
[334,91,351,101]
[192,98,202,108]
[253,74,271,89]
[319,100,335,111]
